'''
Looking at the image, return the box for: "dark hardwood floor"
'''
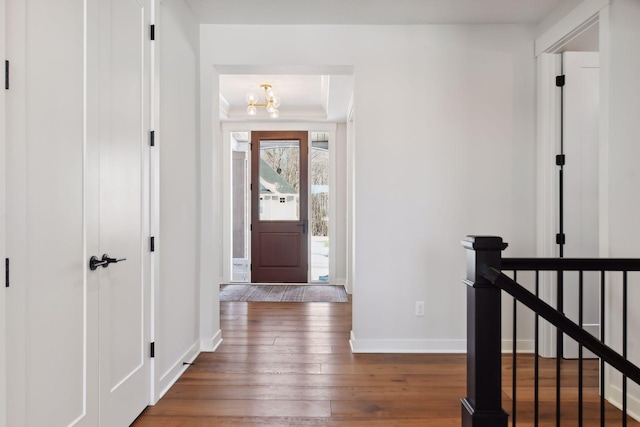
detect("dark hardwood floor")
[133,300,640,426]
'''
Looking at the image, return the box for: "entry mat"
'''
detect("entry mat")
[219,284,349,303]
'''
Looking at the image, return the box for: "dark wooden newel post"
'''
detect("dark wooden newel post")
[461,236,509,427]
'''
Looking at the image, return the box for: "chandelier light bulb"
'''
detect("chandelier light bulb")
[270,109,280,119]
[247,105,257,115]
[265,88,276,100]
[266,103,276,113]
[245,92,258,104]
[272,95,281,108]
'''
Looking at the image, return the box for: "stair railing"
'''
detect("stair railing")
[461,235,640,427]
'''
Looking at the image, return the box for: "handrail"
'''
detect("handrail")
[483,266,640,386]
[503,257,640,271]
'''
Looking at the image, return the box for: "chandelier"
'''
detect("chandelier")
[246,84,281,118]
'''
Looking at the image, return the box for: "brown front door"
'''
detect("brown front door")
[251,131,308,282]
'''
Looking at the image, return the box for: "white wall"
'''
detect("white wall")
[605,0,640,416]
[199,54,223,351]
[200,24,538,352]
[156,0,200,399]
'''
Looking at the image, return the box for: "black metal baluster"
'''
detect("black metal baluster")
[513,270,518,427]
[600,271,606,427]
[557,270,564,427]
[557,77,565,426]
[623,271,628,427]
[578,270,584,427]
[535,270,540,427]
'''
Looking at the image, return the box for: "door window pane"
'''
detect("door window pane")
[259,140,300,221]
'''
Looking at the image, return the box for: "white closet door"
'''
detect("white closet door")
[6,0,95,424]
[93,0,151,424]
[0,0,6,425]
[561,51,600,359]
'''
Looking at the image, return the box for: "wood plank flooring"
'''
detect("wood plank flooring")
[133,301,640,426]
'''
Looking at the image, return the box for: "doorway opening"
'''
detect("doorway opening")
[229,130,333,284]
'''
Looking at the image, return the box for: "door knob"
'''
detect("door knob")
[89,254,127,271]
[102,254,127,265]
[89,256,108,270]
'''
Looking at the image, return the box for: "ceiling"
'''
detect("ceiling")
[185,0,570,25]
[208,0,575,123]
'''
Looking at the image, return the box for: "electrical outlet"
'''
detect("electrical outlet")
[415,301,425,316]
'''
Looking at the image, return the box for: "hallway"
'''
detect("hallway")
[133,301,638,426]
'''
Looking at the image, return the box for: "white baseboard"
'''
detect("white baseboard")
[606,382,640,422]
[200,329,223,352]
[349,332,535,354]
[349,331,466,353]
[336,278,351,294]
[336,277,348,291]
[502,339,535,353]
[154,341,200,403]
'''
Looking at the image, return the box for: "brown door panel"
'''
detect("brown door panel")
[251,131,308,283]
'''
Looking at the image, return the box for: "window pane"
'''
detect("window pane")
[231,133,249,282]
[311,137,329,282]
[259,140,300,221]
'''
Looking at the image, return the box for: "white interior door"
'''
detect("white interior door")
[6,0,95,424]
[93,0,151,424]
[561,51,600,359]
[0,0,7,424]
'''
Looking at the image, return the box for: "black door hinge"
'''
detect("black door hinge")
[250,224,252,231]
[150,342,155,358]
[5,258,9,288]
[556,75,565,87]
[150,25,155,41]
[556,154,566,166]
[150,130,155,147]
[556,233,566,245]
[5,60,9,90]
[150,236,155,252]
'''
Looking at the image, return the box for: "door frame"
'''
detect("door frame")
[222,122,337,285]
[535,1,610,357]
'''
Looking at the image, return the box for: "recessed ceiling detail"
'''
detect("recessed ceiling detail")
[219,74,353,122]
